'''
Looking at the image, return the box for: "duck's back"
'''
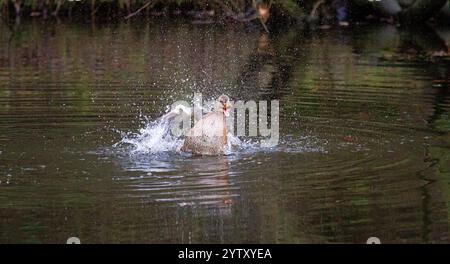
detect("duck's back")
[181,112,227,155]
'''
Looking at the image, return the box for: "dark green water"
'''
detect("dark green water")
[0,20,449,243]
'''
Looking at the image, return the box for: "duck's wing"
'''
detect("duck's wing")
[159,105,192,124]
[160,104,207,124]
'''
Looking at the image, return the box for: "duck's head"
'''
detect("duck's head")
[215,95,232,117]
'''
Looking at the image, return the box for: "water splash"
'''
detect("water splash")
[114,118,183,154]
[113,109,324,155]
[113,117,327,156]
[113,112,262,155]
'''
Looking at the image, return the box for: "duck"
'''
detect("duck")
[181,95,232,156]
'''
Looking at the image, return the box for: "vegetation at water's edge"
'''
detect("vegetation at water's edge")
[0,1,449,27]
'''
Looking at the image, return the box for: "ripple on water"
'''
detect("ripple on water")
[1,23,449,243]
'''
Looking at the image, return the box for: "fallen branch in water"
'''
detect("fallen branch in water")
[125,0,156,20]
[52,0,63,16]
[309,0,325,20]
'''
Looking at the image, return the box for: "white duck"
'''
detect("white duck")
[181,95,232,156]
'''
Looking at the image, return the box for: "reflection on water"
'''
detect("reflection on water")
[0,20,449,243]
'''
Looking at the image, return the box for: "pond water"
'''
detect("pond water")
[0,20,449,243]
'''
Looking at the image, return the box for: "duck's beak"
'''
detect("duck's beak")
[223,106,230,117]
[223,102,231,117]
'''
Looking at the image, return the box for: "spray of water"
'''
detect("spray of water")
[113,112,259,155]
[114,118,182,154]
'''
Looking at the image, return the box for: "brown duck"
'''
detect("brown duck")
[181,95,232,156]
